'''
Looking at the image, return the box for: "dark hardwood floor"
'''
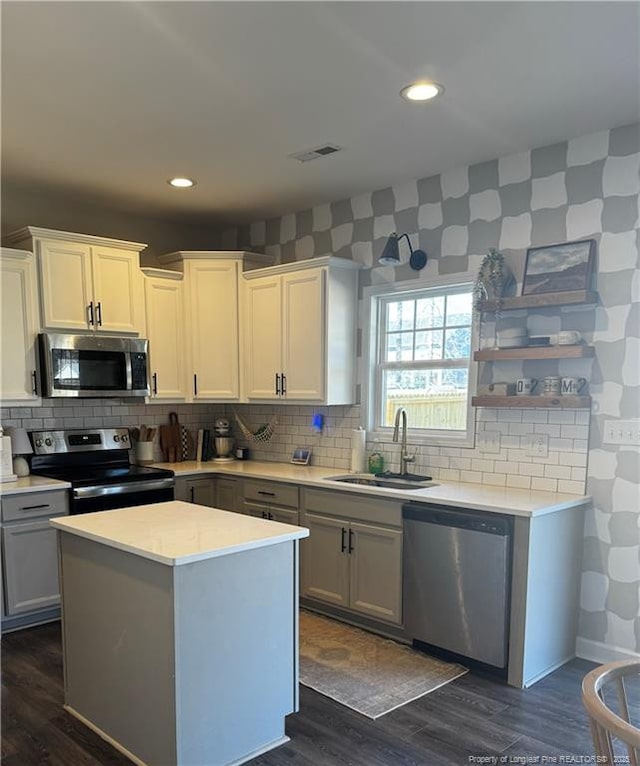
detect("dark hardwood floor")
[2,622,601,766]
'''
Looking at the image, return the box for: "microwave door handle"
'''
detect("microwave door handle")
[125,351,133,392]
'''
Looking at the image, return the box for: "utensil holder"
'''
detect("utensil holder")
[134,441,154,465]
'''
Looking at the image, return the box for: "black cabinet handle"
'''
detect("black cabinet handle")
[268,512,274,520]
[31,370,38,395]
[88,302,94,326]
[257,490,276,497]
[193,374,198,396]
[262,510,268,519]
[281,373,287,396]
[152,373,158,395]
[190,486,195,502]
[341,527,347,553]
[22,504,49,511]
[275,373,280,396]
[96,301,102,326]
[348,529,354,554]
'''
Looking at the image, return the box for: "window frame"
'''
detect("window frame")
[362,276,479,449]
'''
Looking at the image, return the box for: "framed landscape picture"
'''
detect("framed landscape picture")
[522,239,595,295]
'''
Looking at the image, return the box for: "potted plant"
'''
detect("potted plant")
[473,248,514,318]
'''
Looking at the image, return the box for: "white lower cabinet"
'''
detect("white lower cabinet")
[1,489,69,625]
[301,490,404,625]
[175,477,216,506]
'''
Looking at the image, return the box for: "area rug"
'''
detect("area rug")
[298,611,468,719]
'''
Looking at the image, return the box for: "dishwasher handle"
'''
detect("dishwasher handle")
[402,503,511,536]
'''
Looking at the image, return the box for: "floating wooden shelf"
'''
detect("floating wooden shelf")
[479,290,598,312]
[474,345,594,361]
[472,395,591,409]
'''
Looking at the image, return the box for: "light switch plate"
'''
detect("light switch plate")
[603,420,640,446]
[526,433,549,458]
[478,430,501,454]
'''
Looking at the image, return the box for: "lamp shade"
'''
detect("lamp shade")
[378,233,401,266]
[4,427,33,455]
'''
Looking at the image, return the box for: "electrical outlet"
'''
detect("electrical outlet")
[526,433,549,458]
[478,430,501,454]
[603,420,640,446]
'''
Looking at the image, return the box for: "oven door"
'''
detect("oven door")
[39,333,149,398]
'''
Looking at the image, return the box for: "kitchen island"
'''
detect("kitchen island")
[51,501,309,766]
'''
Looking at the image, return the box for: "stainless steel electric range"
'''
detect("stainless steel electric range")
[29,428,174,514]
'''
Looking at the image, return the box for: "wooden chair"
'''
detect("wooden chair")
[582,659,640,766]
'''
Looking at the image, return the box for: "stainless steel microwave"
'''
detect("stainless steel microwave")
[38,333,150,398]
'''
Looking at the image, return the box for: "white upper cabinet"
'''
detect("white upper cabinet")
[158,251,272,402]
[4,228,146,334]
[0,248,41,404]
[244,275,282,399]
[143,269,187,401]
[243,257,359,405]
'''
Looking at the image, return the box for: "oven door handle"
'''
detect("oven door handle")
[73,478,175,499]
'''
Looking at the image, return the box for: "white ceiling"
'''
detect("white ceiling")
[2,2,639,225]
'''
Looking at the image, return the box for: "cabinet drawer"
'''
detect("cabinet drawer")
[303,488,402,528]
[1,490,69,522]
[243,480,299,509]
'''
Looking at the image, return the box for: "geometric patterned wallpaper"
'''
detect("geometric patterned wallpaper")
[221,122,640,659]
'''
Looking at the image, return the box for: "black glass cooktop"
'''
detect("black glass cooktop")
[31,464,174,488]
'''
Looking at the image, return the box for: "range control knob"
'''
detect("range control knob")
[44,438,53,446]
[114,435,121,443]
[121,433,129,443]
[35,439,43,447]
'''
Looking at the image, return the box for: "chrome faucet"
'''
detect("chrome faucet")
[392,407,415,476]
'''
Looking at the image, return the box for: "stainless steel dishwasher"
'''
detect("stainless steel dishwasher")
[403,504,512,668]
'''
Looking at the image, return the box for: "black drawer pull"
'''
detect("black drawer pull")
[21,504,50,511]
[257,490,276,497]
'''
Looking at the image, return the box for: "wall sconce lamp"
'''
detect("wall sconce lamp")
[378,232,427,271]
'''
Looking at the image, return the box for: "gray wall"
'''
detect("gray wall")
[221,122,640,660]
[1,179,223,264]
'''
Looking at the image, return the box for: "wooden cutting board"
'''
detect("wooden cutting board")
[160,412,183,463]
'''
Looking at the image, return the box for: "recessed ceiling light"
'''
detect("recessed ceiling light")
[168,177,196,188]
[400,81,444,102]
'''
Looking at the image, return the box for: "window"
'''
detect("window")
[366,281,477,446]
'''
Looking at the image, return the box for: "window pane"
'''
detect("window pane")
[416,297,445,329]
[445,292,473,326]
[387,300,415,332]
[444,327,471,359]
[381,368,469,430]
[415,330,444,360]
[385,332,414,361]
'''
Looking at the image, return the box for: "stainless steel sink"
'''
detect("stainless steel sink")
[325,473,438,491]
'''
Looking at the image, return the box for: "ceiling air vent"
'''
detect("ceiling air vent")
[289,144,342,163]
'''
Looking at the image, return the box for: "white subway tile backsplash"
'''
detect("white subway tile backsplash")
[2,399,589,495]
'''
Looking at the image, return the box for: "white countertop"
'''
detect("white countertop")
[156,459,591,517]
[50,501,309,566]
[0,475,71,496]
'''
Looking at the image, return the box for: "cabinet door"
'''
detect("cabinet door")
[38,239,93,330]
[244,276,282,399]
[348,522,403,625]
[189,478,216,506]
[267,507,299,526]
[175,477,216,506]
[301,512,349,607]
[244,500,268,519]
[282,268,325,400]
[188,260,239,400]
[2,519,62,615]
[0,250,40,402]
[215,478,238,512]
[145,276,186,400]
[92,247,142,334]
